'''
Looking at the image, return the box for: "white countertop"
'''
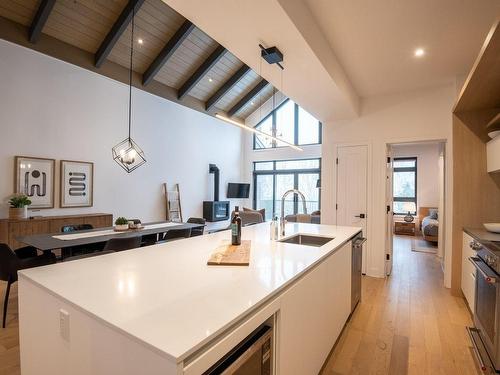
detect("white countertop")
[19,223,361,362]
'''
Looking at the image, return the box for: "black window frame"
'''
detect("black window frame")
[393,157,417,215]
[253,158,321,218]
[253,99,322,150]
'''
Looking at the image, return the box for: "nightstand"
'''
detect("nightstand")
[394,221,416,236]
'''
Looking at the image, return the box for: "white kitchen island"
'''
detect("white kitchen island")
[18,223,361,375]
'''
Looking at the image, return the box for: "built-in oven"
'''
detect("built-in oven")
[467,240,500,373]
[203,325,272,375]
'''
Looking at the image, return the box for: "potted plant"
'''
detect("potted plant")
[7,194,31,219]
[114,217,129,231]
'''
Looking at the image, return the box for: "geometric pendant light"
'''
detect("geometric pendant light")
[112,7,146,173]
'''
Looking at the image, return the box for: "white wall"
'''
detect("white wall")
[391,142,441,209]
[321,84,455,284]
[0,40,244,221]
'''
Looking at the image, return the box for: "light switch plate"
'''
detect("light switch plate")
[59,309,70,341]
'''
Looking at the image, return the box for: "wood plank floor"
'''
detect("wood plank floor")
[322,235,480,375]
[0,281,20,375]
[0,236,480,375]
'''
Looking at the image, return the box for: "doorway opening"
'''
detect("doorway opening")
[385,141,446,276]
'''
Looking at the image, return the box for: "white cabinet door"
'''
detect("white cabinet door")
[279,261,329,375]
[461,232,476,312]
[326,242,352,343]
[279,243,352,375]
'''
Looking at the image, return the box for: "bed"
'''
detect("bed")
[418,207,439,243]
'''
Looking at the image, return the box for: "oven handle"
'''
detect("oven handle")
[466,327,489,372]
[469,257,498,284]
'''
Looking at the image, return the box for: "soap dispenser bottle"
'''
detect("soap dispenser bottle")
[270,216,279,241]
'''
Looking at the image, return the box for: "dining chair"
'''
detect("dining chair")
[61,224,94,232]
[0,243,57,328]
[160,228,192,242]
[60,224,101,259]
[187,217,206,237]
[129,219,158,246]
[103,236,142,252]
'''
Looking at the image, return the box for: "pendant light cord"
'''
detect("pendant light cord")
[128,7,135,139]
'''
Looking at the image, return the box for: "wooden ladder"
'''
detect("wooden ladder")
[163,183,183,222]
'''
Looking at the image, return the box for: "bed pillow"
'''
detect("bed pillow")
[428,208,438,220]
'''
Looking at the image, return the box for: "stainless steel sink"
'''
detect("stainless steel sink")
[278,234,334,247]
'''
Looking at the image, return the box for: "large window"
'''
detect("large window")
[253,158,321,220]
[254,99,322,149]
[393,157,417,214]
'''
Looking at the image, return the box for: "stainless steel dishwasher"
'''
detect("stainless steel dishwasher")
[351,234,366,312]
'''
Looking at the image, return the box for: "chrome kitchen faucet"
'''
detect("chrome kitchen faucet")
[280,189,307,236]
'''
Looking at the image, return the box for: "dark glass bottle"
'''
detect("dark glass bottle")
[231,206,242,245]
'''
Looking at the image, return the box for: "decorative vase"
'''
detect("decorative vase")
[114,224,129,231]
[404,212,414,223]
[9,206,28,220]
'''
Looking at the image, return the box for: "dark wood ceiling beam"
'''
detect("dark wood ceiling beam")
[205,64,251,111]
[94,0,145,68]
[0,15,217,120]
[178,45,227,100]
[29,0,56,43]
[227,79,269,117]
[143,20,194,86]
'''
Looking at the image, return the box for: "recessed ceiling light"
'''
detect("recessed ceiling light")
[414,48,425,57]
[250,101,255,106]
[208,77,213,82]
[137,38,143,45]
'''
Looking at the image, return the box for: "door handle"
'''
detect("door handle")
[354,214,366,218]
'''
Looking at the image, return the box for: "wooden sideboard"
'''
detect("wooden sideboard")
[0,213,113,250]
[394,221,416,236]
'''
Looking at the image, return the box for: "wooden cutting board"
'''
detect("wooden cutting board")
[207,240,251,266]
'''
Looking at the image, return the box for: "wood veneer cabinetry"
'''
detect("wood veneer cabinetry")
[451,20,500,295]
[0,213,112,250]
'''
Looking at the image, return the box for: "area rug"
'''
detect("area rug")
[411,238,438,254]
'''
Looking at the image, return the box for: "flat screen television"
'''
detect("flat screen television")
[227,183,250,198]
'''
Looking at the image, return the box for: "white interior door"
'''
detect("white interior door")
[336,145,368,274]
[385,147,394,276]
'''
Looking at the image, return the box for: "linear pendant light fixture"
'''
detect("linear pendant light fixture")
[216,43,303,151]
[215,114,303,151]
[112,7,146,173]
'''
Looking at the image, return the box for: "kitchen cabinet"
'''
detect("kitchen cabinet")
[279,241,351,374]
[462,231,476,313]
[18,224,360,375]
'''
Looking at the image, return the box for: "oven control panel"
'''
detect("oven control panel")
[470,241,482,251]
[477,245,500,275]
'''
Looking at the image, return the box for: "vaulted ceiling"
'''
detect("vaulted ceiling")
[0,0,277,120]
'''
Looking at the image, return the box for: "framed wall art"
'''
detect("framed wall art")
[60,160,94,208]
[14,156,55,209]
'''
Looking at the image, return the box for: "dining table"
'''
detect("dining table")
[16,221,204,252]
